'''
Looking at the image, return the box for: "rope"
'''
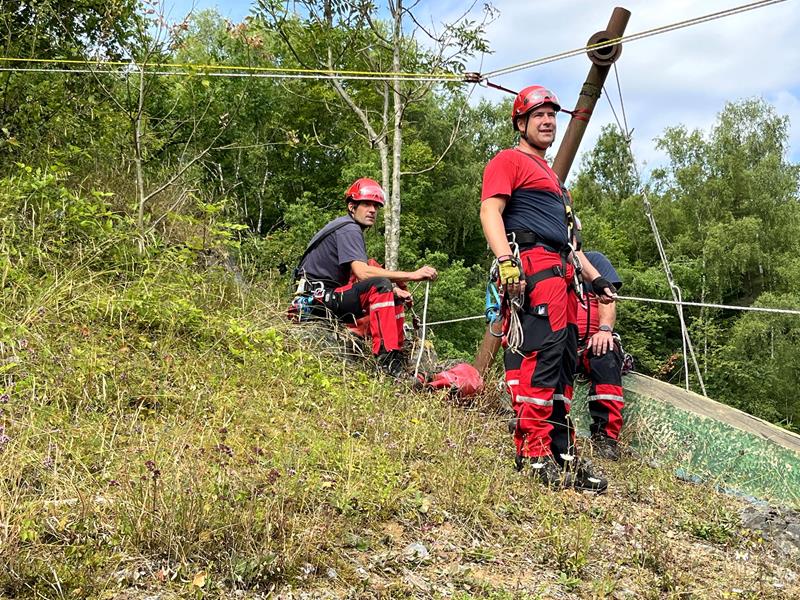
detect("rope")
[423,295,800,329]
[602,83,626,135]
[1,0,786,85]
[607,66,707,396]
[505,298,525,354]
[413,281,431,380]
[613,64,630,139]
[481,0,787,80]
[616,295,800,316]
[0,66,455,83]
[427,314,486,326]
[0,56,462,82]
[676,288,691,391]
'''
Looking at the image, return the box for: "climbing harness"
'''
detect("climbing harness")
[289,217,359,322]
[490,233,587,354]
[511,150,587,310]
[289,279,326,321]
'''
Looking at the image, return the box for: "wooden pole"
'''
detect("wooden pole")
[552,7,631,180]
[472,6,631,377]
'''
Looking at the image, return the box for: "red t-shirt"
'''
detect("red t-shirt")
[481,148,570,247]
[481,148,562,200]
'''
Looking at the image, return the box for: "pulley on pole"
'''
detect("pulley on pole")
[473,6,632,377]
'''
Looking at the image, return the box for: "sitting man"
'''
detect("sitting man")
[293,177,437,376]
[576,251,626,460]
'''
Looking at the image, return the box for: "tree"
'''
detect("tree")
[0,0,140,170]
[256,0,493,269]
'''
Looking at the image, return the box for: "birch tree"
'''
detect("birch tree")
[257,0,493,269]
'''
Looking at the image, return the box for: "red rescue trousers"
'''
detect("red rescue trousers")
[504,247,578,463]
[578,342,624,440]
[321,277,404,355]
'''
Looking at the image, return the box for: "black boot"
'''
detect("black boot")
[567,456,608,493]
[524,455,573,489]
[376,350,406,378]
[590,433,621,461]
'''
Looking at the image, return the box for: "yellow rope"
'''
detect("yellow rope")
[0,0,787,83]
[0,55,463,80]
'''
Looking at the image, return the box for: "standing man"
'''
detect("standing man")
[577,251,625,461]
[294,177,437,376]
[480,85,617,492]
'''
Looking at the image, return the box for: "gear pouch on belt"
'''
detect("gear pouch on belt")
[518,302,553,353]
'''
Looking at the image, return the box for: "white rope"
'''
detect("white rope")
[481,0,788,79]
[423,295,800,329]
[426,314,486,326]
[677,288,690,391]
[505,298,525,354]
[413,281,431,380]
[616,295,800,316]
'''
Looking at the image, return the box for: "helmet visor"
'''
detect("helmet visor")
[524,88,560,110]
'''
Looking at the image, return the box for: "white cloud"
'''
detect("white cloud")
[455,0,800,175]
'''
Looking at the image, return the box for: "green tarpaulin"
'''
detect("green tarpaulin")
[572,373,800,507]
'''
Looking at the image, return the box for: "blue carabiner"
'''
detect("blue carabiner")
[485,280,502,324]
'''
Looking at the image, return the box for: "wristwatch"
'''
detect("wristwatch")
[598,325,613,333]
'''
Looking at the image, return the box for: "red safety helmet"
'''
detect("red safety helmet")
[512,85,561,125]
[345,177,385,206]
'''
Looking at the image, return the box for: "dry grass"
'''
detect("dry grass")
[0,205,797,597]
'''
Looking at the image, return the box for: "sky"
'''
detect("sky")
[163,0,800,175]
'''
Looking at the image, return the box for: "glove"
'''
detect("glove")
[591,277,617,298]
[498,257,523,285]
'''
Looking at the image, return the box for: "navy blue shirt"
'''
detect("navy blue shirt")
[584,251,622,290]
[299,216,368,288]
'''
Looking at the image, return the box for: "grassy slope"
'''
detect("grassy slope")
[1,257,798,600]
[0,167,797,597]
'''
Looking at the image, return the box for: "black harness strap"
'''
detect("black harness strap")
[524,264,565,289]
[508,229,568,254]
[293,218,356,282]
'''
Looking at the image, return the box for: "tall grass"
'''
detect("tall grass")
[1,165,796,598]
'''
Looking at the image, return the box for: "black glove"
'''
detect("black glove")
[591,277,617,298]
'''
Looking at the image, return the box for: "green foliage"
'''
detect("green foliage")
[419,253,486,359]
[2,4,800,598]
[574,101,800,425]
[0,1,140,168]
